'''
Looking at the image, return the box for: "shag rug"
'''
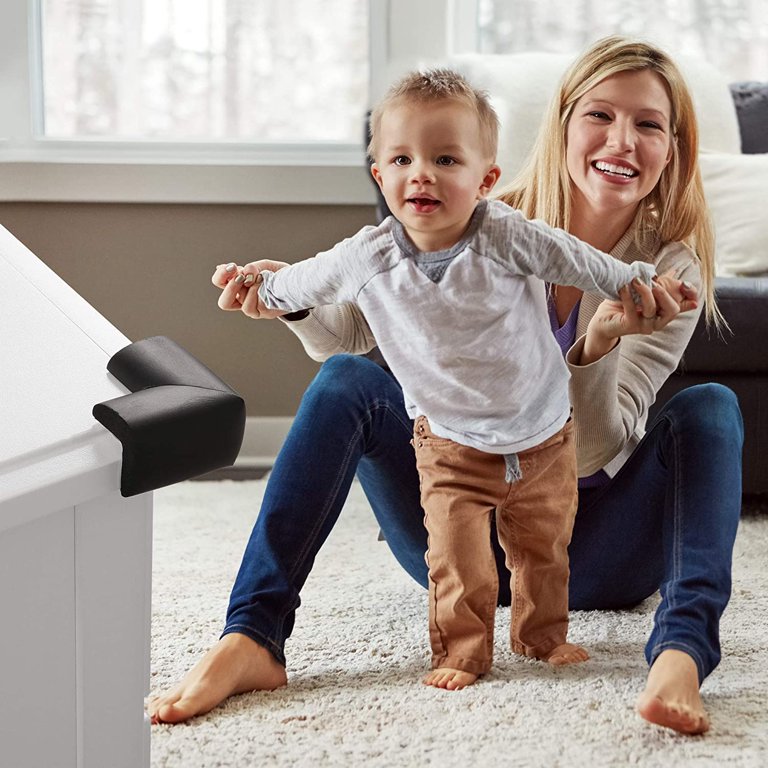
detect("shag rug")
[150,480,768,768]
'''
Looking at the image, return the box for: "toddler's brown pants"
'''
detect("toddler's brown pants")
[413,415,578,675]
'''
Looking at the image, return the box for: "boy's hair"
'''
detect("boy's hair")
[496,35,721,328]
[367,68,499,162]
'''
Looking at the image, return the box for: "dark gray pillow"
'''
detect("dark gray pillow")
[730,82,768,154]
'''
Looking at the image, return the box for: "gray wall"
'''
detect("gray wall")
[0,202,376,416]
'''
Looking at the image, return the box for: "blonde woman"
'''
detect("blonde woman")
[494,35,742,735]
[149,36,742,735]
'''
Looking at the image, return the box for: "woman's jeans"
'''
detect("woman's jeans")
[223,355,743,681]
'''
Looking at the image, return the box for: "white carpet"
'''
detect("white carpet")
[150,480,768,768]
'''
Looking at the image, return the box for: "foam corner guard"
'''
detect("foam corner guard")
[92,336,245,497]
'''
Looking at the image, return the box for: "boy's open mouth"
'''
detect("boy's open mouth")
[407,197,441,212]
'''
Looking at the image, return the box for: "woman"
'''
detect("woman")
[148,36,743,735]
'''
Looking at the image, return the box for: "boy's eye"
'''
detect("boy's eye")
[393,155,411,166]
[436,155,456,166]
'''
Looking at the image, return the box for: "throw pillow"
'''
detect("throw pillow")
[699,151,768,276]
[730,82,768,154]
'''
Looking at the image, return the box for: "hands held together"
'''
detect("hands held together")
[212,260,289,320]
[581,270,699,364]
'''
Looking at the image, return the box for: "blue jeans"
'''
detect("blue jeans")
[223,355,743,681]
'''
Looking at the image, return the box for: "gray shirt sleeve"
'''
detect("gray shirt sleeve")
[492,208,656,298]
[258,226,380,312]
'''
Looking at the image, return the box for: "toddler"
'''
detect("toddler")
[245,69,671,690]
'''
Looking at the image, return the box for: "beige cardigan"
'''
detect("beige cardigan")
[280,227,702,478]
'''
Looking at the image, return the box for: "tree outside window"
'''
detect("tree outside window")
[42,0,369,142]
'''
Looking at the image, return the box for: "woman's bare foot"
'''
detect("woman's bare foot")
[146,632,287,724]
[545,642,590,666]
[636,649,709,735]
[423,667,478,690]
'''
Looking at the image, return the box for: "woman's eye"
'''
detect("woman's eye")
[639,121,662,130]
[393,156,410,166]
[588,111,610,120]
[436,156,456,166]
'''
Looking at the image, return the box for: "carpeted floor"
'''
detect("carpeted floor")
[150,480,768,768]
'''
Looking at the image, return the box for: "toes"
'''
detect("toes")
[146,696,167,722]
[146,686,183,718]
[157,700,191,725]
[695,715,711,735]
[422,671,445,688]
[424,669,475,690]
[148,692,202,725]
[636,694,709,735]
[677,707,709,735]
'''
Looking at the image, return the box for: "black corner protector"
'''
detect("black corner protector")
[107,335,237,394]
[93,337,246,496]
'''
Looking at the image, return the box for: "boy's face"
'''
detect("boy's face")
[371,99,500,252]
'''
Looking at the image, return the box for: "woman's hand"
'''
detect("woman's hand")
[580,270,699,364]
[212,259,290,319]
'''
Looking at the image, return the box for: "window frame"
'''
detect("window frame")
[0,0,478,205]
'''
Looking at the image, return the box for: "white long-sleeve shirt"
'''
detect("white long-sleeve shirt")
[259,199,655,454]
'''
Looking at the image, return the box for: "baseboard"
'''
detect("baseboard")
[235,416,293,469]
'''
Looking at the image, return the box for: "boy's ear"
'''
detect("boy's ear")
[478,164,502,198]
[370,163,384,190]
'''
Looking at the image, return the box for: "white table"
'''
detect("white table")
[0,224,151,768]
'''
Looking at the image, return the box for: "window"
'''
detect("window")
[1,0,763,205]
[477,0,767,82]
[42,0,369,143]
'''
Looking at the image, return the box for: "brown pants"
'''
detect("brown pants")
[413,416,578,675]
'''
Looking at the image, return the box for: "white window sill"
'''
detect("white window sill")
[0,141,378,206]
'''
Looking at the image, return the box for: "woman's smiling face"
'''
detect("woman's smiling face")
[566,69,674,221]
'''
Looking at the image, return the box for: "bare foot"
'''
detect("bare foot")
[146,632,287,724]
[636,649,709,735]
[545,642,590,666]
[423,667,478,690]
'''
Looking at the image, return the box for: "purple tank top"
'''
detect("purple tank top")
[547,293,608,489]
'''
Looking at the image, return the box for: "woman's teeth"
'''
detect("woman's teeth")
[594,161,638,178]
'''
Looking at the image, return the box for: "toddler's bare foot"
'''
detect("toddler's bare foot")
[146,632,287,724]
[545,642,590,666]
[636,649,709,735]
[423,667,478,690]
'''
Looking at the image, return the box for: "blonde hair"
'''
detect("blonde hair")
[497,35,721,327]
[367,68,499,163]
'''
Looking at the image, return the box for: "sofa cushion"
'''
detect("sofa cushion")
[731,82,768,154]
[700,151,768,277]
[680,276,768,373]
[676,54,741,154]
[441,51,741,182]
